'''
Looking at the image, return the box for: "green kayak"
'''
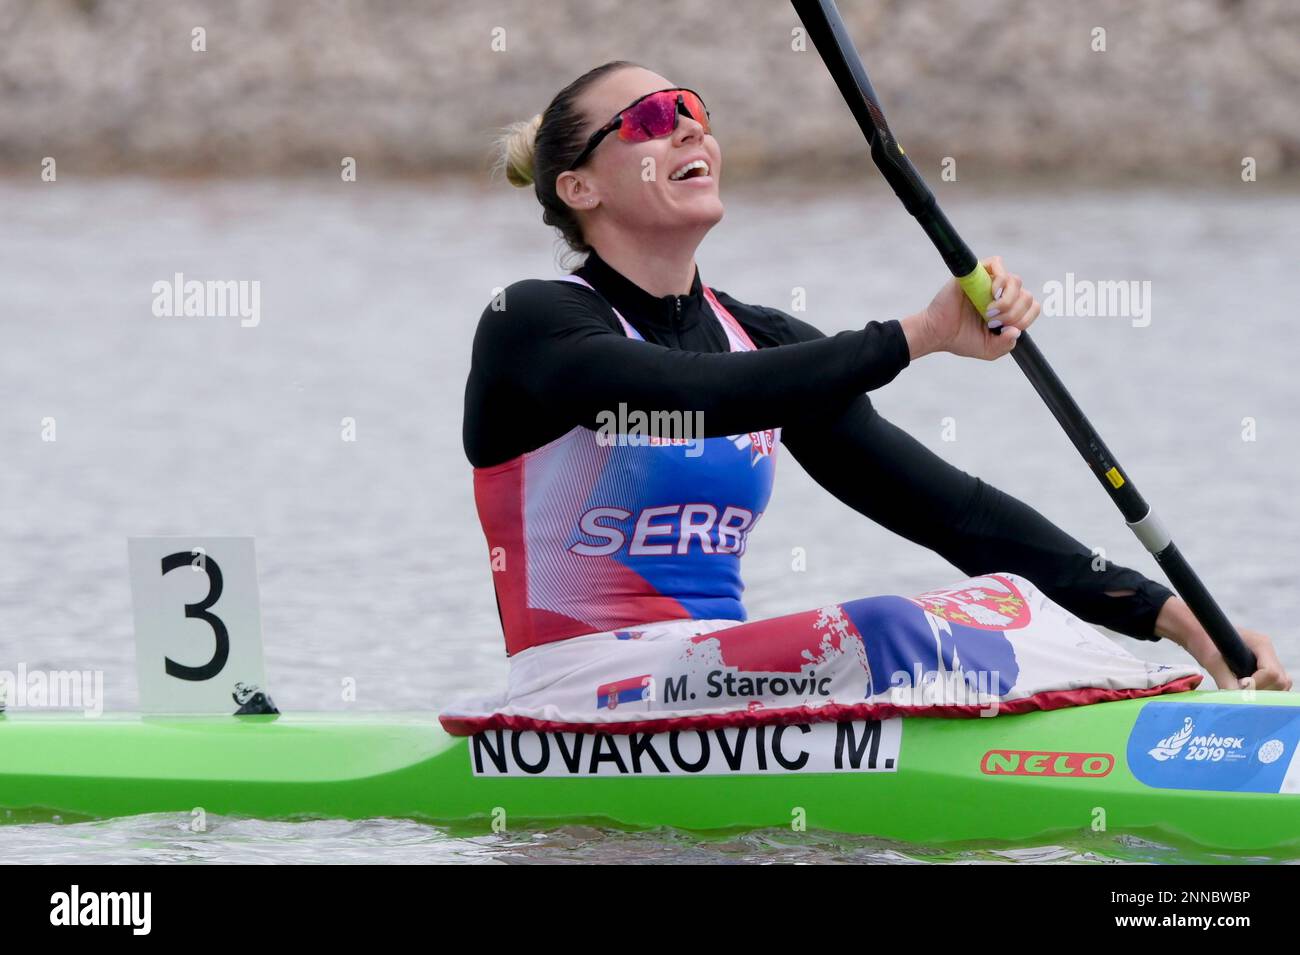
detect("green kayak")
[2,689,1298,851]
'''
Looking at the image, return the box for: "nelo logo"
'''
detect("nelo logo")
[980,749,1114,778]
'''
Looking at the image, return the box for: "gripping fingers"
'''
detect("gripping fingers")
[988,273,1021,317]
[978,258,1011,334]
[985,276,1014,336]
[968,258,1038,344]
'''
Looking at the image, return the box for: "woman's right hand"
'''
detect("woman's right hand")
[901,256,1041,361]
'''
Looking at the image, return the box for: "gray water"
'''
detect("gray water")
[1,177,1298,863]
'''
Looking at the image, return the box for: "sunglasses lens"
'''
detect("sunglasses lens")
[679,90,710,132]
[617,91,680,143]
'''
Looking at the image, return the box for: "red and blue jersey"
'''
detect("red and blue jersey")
[473,276,781,655]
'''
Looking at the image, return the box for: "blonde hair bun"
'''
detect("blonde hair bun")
[498,114,543,187]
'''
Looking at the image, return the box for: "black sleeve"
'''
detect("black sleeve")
[763,305,1174,639]
[466,279,910,463]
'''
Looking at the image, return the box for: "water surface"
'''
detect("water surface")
[1,178,1297,863]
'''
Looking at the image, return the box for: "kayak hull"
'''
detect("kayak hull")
[3,690,1299,852]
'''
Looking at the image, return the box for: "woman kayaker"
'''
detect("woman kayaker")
[451,62,1290,733]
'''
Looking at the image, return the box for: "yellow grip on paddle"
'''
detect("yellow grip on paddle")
[957,262,995,320]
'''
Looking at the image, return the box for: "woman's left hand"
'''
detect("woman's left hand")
[1157,597,1293,690]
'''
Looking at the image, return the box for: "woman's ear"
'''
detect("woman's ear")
[556,170,597,211]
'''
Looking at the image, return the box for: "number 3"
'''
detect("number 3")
[160,551,230,681]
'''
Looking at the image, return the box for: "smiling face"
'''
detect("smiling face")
[557,66,724,247]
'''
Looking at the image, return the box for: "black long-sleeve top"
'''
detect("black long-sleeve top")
[463,251,1172,639]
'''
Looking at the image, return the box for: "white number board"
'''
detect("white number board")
[127,537,269,713]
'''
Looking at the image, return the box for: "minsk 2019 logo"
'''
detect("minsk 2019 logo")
[1148,716,1195,761]
[1145,713,1253,764]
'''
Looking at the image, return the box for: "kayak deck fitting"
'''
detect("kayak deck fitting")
[3,690,1299,853]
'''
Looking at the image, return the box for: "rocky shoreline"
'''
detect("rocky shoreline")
[4,0,1297,180]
